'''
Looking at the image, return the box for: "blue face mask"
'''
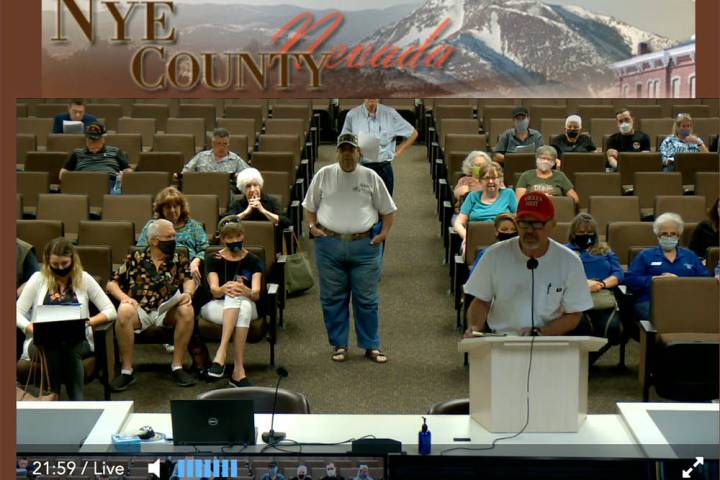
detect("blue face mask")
[515,118,529,131]
[659,236,678,251]
[227,241,243,252]
[678,128,691,137]
[269,466,278,476]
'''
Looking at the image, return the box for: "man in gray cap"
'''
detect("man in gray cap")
[302,133,397,364]
[494,106,545,163]
[59,122,132,182]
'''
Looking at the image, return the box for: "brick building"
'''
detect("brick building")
[610,39,695,99]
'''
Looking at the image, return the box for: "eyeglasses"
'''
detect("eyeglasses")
[517,219,547,230]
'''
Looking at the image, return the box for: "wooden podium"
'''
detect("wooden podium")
[459,336,607,433]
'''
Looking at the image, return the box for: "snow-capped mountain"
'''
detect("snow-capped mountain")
[363,0,677,94]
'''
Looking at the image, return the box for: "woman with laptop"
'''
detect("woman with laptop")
[16,237,116,400]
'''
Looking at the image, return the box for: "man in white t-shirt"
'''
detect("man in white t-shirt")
[463,191,592,336]
[302,133,397,363]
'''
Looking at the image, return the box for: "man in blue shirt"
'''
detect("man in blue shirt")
[341,99,418,196]
[52,99,98,134]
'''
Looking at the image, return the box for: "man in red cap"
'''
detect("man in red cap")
[463,191,592,336]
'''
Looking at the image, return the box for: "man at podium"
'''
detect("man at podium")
[463,192,592,337]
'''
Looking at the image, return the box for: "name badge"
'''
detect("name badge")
[650,261,662,266]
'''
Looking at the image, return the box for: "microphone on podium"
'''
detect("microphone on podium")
[261,366,289,445]
[526,257,539,336]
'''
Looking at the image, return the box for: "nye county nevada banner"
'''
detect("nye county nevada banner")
[41,0,698,98]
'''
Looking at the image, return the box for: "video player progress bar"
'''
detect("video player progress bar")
[176,458,238,478]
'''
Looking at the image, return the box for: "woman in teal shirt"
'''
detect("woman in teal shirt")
[454,161,517,253]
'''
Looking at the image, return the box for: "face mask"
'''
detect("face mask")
[659,236,678,251]
[326,469,336,477]
[157,239,176,256]
[497,231,517,241]
[269,467,278,476]
[536,159,553,172]
[574,234,596,250]
[566,129,579,139]
[227,241,243,252]
[359,474,368,479]
[50,264,73,278]
[678,128,691,137]
[298,474,305,479]
[619,122,633,134]
[515,118,529,131]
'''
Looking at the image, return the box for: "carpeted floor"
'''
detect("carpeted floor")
[85,143,669,413]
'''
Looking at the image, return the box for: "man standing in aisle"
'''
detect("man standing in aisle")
[303,134,397,364]
[341,99,418,195]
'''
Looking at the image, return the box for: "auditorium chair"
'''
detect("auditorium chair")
[573,173,621,211]
[152,133,195,163]
[16,195,22,220]
[637,118,674,150]
[46,133,84,153]
[617,152,662,186]
[16,220,64,256]
[707,247,719,270]
[184,194,220,240]
[102,194,153,241]
[560,152,606,183]
[478,105,514,130]
[37,193,89,241]
[259,134,309,184]
[451,222,496,328]
[694,172,719,209]
[17,171,49,217]
[121,171,172,196]
[692,118,720,143]
[625,105,663,120]
[60,171,111,216]
[182,172,230,215]
[588,196,640,239]
[131,103,170,131]
[16,133,36,167]
[78,220,134,266]
[105,133,142,168]
[427,398,469,415]
[136,151,186,175]
[499,153,535,187]
[577,105,615,123]
[197,386,310,414]
[539,118,566,144]
[243,221,287,327]
[196,245,279,367]
[223,105,265,131]
[487,118,514,148]
[86,103,123,131]
[671,104,710,119]
[16,117,54,148]
[177,104,217,133]
[639,277,719,401]
[633,172,683,218]
[549,222,571,244]
[606,222,655,266]
[216,118,256,156]
[75,244,113,287]
[674,152,720,185]
[264,118,313,164]
[24,151,67,187]
[117,117,156,149]
[260,170,302,237]
[549,196,576,222]
[654,195,707,223]
[166,118,207,152]
[528,105,567,130]
[31,103,67,118]
[251,151,304,201]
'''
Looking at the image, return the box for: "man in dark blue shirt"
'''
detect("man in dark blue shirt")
[51,99,97,134]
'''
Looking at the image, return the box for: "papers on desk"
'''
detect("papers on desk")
[158,290,183,316]
[62,120,84,134]
[358,132,381,162]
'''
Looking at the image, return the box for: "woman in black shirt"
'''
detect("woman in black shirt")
[229,167,291,229]
[201,217,264,387]
[689,197,719,260]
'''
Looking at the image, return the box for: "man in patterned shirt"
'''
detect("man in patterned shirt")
[59,122,132,182]
[106,219,197,391]
[181,127,249,177]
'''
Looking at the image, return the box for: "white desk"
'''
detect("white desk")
[617,402,720,459]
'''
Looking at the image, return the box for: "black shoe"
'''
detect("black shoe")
[110,373,136,392]
[228,377,252,388]
[207,362,225,378]
[171,368,196,387]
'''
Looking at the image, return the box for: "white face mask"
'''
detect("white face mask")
[326,468,336,477]
[536,158,553,172]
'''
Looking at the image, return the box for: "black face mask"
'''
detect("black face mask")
[574,234,596,249]
[497,231,518,241]
[50,264,73,278]
[227,241,243,252]
[157,239,176,257]
[566,129,580,139]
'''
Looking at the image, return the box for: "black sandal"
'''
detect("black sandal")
[332,346,348,362]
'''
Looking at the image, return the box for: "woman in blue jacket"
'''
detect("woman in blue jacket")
[625,212,710,321]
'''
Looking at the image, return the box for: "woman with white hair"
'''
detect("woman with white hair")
[625,212,709,320]
[659,113,709,172]
[550,115,597,165]
[228,167,291,229]
[452,150,492,213]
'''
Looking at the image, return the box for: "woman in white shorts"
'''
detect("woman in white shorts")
[202,217,264,387]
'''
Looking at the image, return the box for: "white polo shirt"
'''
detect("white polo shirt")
[464,237,593,334]
[302,163,397,234]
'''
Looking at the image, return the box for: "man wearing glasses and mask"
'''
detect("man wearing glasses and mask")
[463,192,592,337]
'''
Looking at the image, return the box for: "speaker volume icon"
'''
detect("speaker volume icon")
[147,459,161,477]
[175,457,238,478]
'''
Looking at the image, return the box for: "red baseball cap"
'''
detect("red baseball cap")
[517,192,555,222]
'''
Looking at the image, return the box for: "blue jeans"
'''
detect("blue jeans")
[634,301,650,321]
[362,161,394,196]
[314,235,383,349]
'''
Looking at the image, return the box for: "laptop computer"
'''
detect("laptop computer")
[62,121,84,134]
[513,143,537,154]
[170,399,256,446]
[31,304,86,347]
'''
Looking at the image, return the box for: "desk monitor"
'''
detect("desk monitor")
[170,399,256,446]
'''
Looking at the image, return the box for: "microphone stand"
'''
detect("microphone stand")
[261,368,287,445]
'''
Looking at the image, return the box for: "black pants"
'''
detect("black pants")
[29,340,91,401]
[362,161,394,196]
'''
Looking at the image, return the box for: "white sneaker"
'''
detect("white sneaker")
[163,343,175,353]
